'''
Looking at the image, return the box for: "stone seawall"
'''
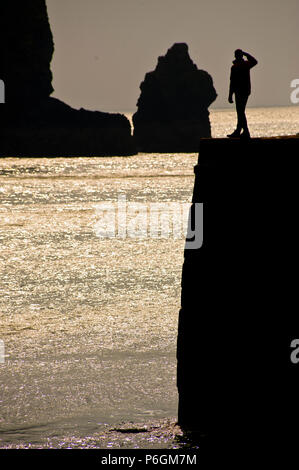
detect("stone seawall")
[177,137,299,451]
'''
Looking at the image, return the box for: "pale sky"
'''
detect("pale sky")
[46,0,299,112]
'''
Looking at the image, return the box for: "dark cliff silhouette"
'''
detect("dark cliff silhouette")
[0,1,136,157]
[133,43,217,152]
[227,49,258,139]
[177,137,299,457]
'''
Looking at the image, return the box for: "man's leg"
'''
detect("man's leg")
[236,94,249,135]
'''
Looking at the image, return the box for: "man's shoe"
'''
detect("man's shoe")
[227,130,241,138]
[240,130,251,139]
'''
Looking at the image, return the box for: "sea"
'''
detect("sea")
[0,106,298,449]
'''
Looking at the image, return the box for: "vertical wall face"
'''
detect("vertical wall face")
[177,138,299,446]
[0,1,54,104]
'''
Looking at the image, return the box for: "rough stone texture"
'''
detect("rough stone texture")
[0,1,135,156]
[133,43,217,152]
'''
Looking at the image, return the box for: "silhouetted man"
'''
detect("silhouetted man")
[228,49,258,139]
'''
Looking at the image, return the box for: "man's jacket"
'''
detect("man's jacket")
[230,54,257,96]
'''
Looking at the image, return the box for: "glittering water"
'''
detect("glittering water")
[210,105,299,137]
[0,106,298,449]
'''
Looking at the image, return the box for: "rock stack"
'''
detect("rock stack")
[133,43,217,152]
[0,1,136,157]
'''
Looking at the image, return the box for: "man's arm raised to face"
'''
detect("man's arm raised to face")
[242,51,258,68]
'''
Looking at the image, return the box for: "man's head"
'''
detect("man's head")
[234,49,244,61]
